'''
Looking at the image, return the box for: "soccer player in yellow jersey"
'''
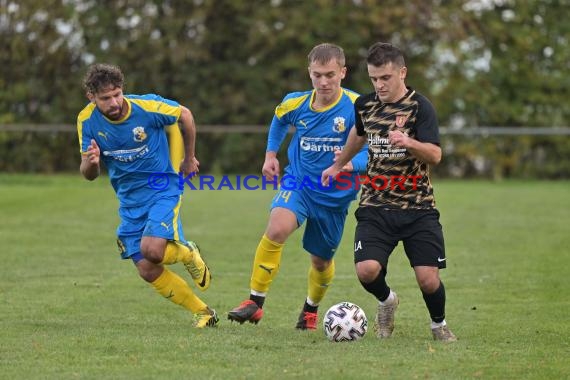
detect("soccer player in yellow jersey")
[77,64,217,328]
[228,43,367,329]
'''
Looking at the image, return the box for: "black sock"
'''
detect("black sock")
[359,268,390,302]
[250,294,265,308]
[303,300,318,313]
[422,282,446,323]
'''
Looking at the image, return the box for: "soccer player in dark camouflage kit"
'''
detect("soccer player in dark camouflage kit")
[322,42,457,342]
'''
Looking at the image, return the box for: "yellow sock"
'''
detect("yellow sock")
[308,259,335,305]
[250,234,283,293]
[161,241,193,265]
[151,267,207,313]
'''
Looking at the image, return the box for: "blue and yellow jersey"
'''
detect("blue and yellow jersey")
[77,94,182,207]
[267,88,368,208]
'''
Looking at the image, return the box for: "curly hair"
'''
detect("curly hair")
[82,63,124,94]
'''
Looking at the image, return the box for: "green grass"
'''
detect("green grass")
[1,174,569,379]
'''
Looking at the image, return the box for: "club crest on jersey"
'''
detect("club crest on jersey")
[332,117,346,133]
[132,126,147,142]
[395,114,409,128]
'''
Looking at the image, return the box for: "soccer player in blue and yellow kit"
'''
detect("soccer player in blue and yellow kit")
[77,63,218,328]
[228,43,368,329]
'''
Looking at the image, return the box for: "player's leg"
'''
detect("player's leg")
[251,207,297,296]
[227,207,298,324]
[118,199,216,327]
[294,255,334,330]
[144,195,211,291]
[403,209,456,342]
[353,207,399,338]
[134,254,218,328]
[228,190,306,324]
[295,206,345,330]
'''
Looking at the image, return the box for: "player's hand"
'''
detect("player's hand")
[388,130,410,148]
[321,165,341,187]
[262,155,280,181]
[180,156,199,179]
[334,149,353,172]
[83,139,100,165]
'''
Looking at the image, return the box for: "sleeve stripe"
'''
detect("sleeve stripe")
[275,94,309,119]
[130,99,181,119]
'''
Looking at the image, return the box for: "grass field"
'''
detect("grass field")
[0,174,568,379]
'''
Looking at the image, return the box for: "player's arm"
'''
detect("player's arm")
[333,142,367,173]
[328,96,368,175]
[262,151,280,180]
[80,139,101,181]
[262,114,289,180]
[322,128,366,186]
[388,131,441,165]
[334,127,367,170]
[347,142,368,173]
[390,95,442,166]
[178,105,199,178]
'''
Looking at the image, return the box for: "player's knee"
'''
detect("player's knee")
[265,210,297,242]
[417,276,440,293]
[135,260,163,283]
[355,261,381,283]
[140,240,164,263]
[311,257,331,272]
[265,227,291,243]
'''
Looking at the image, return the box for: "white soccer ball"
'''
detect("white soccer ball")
[323,302,368,342]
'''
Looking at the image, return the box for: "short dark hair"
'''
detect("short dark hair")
[308,43,345,67]
[83,63,124,94]
[367,42,405,68]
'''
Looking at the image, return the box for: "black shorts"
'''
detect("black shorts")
[353,207,446,269]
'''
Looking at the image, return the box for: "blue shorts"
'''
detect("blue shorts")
[116,195,187,263]
[270,188,348,260]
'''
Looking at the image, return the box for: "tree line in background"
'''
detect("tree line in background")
[0,0,568,178]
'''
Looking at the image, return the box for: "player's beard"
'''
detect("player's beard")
[104,106,123,121]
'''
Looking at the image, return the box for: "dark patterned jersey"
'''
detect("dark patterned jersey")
[354,88,440,209]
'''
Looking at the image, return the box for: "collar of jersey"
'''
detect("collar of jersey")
[309,89,343,113]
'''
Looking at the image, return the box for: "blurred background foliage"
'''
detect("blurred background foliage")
[0,0,568,177]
